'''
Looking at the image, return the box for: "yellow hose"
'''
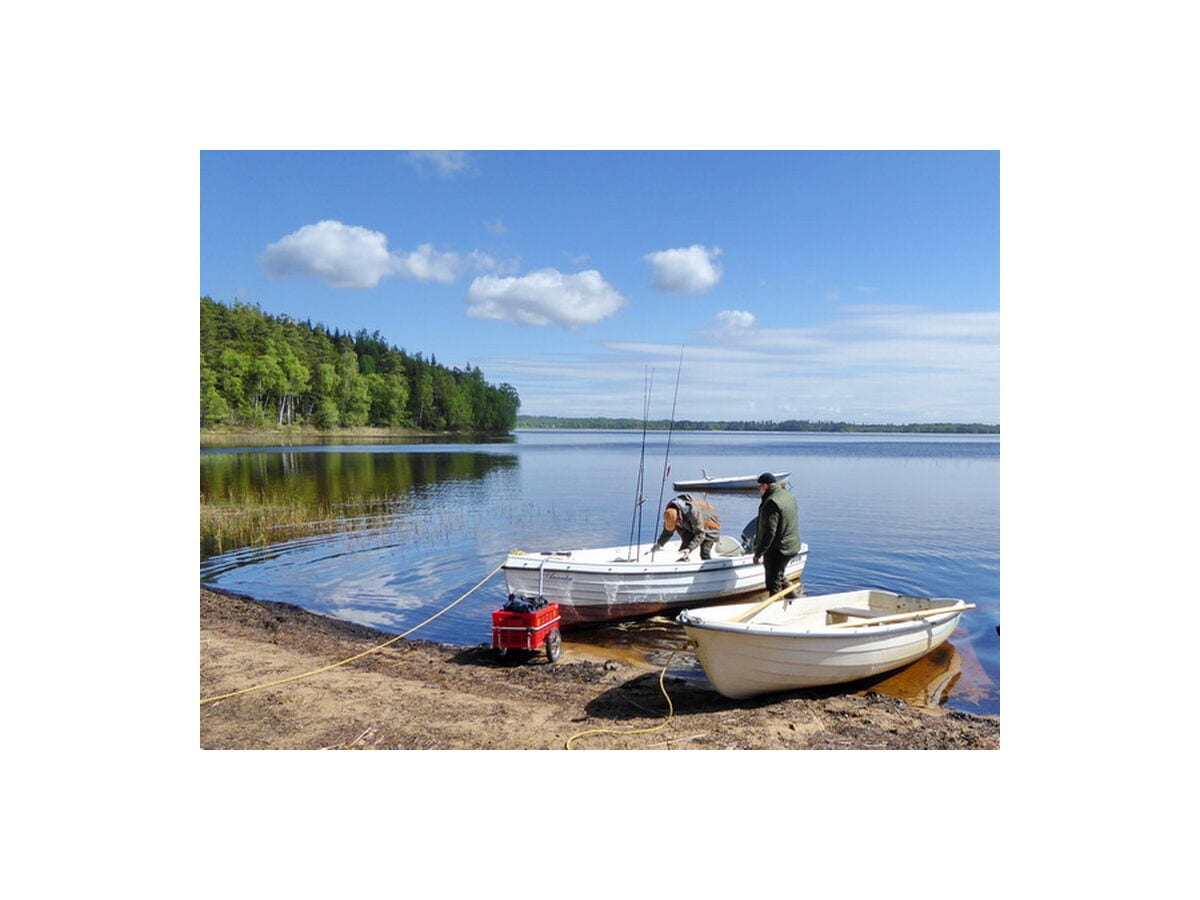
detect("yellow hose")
[564,643,688,749]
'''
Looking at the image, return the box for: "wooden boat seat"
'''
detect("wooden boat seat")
[826,606,892,619]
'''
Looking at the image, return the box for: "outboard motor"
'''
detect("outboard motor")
[740,516,759,553]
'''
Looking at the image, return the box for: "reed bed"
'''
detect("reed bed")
[200,496,334,557]
[200,494,431,558]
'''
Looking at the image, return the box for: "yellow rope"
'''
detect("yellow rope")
[200,562,505,705]
[564,643,688,749]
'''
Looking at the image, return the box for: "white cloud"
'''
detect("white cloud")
[467,250,520,276]
[848,309,999,342]
[391,243,463,283]
[716,309,756,329]
[644,244,723,293]
[260,220,477,287]
[406,150,471,177]
[465,269,627,328]
[260,221,397,288]
[480,307,1000,423]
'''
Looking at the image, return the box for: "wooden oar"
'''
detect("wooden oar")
[828,603,976,629]
[732,579,803,623]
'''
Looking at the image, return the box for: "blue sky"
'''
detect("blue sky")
[201,150,998,424]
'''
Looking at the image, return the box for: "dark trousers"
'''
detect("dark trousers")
[699,538,714,560]
[763,550,796,595]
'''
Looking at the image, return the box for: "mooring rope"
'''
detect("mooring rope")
[199,562,505,705]
[564,642,690,749]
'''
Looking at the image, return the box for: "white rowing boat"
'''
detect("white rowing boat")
[677,589,972,699]
[502,537,809,626]
[672,470,790,491]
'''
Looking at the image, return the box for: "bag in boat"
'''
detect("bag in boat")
[712,534,745,557]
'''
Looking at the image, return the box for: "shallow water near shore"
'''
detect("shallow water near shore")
[201,429,1000,716]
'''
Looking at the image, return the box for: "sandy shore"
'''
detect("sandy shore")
[199,587,999,750]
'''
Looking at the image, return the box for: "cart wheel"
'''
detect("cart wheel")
[494,646,509,662]
[545,629,562,663]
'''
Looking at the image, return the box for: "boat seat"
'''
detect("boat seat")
[826,606,891,619]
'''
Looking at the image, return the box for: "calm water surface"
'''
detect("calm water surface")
[201,430,1000,715]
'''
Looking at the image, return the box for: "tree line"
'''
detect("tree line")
[201,297,520,432]
[516,416,999,434]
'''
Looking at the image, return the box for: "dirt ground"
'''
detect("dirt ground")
[199,587,999,750]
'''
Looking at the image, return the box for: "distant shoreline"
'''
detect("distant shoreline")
[516,416,999,434]
[199,426,510,447]
[199,421,1000,445]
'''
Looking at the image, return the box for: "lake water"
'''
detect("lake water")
[200,429,1000,715]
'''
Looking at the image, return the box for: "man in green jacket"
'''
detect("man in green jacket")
[752,472,801,594]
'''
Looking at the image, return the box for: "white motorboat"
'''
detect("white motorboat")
[502,537,809,626]
[677,589,972,699]
[672,470,790,491]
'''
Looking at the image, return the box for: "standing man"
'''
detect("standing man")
[752,473,801,594]
[653,494,721,560]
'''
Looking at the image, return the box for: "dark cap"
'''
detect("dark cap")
[757,472,777,484]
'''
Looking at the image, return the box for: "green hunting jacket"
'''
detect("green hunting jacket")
[656,495,721,552]
[754,484,801,556]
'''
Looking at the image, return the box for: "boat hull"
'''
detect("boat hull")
[502,542,808,626]
[672,472,789,491]
[678,590,967,699]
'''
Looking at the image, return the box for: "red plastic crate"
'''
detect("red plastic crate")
[492,603,561,650]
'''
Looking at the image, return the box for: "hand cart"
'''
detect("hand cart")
[491,601,562,663]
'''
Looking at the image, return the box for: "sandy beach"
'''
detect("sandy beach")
[199,587,999,750]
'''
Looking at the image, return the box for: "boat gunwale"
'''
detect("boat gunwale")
[677,598,967,639]
[503,544,809,577]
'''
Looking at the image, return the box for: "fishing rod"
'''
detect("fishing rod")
[650,346,685,560]
[627,366,654,559]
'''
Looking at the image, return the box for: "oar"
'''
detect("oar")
[732,579,803,623]
[828,603,976,629]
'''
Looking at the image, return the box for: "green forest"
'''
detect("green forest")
[200,297,520,432]
[516,416,999,434]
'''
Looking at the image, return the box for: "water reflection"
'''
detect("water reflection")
[202,448,518,507]
[201,449,520,558]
